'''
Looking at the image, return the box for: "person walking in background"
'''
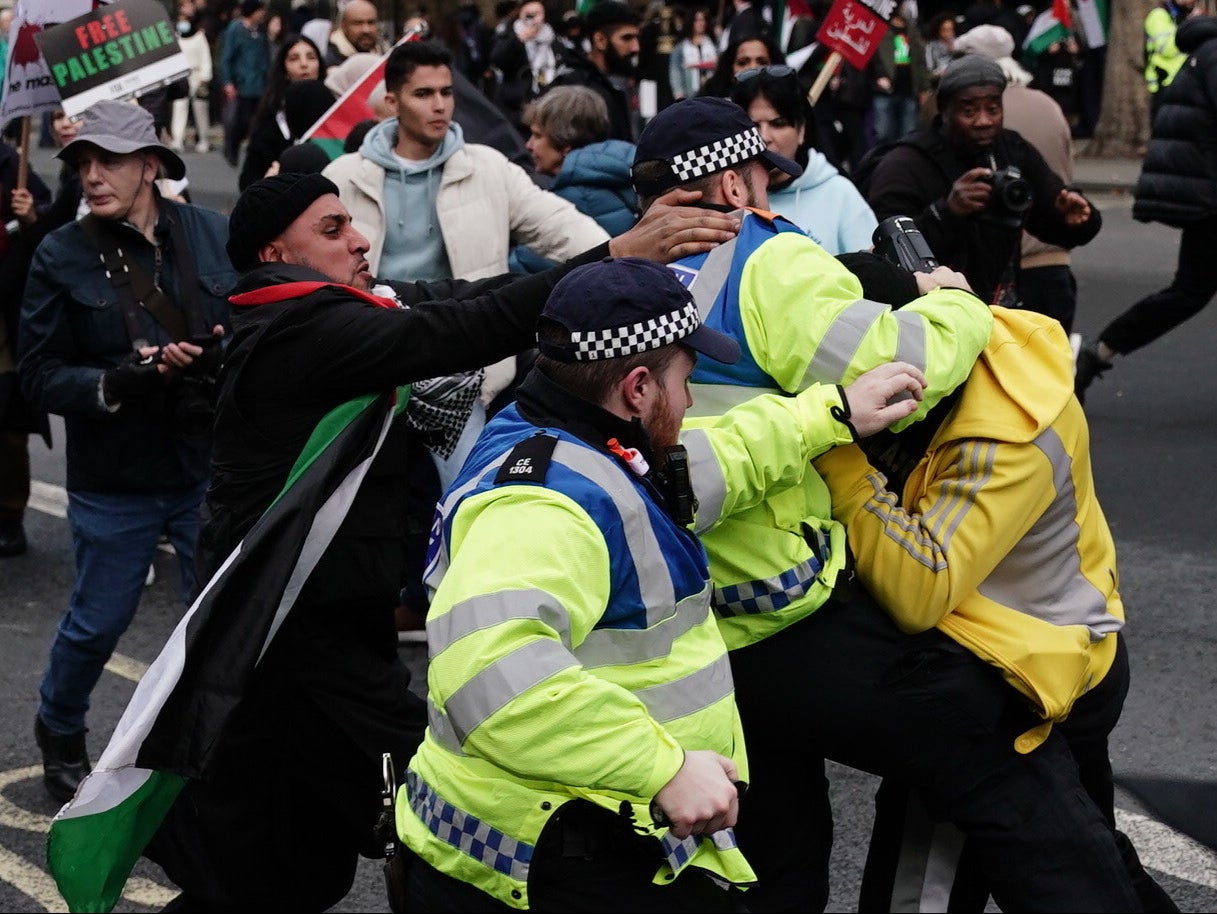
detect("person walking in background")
[0,136,53,559]
[324,0,388,68]
[872,2,928,145]
[489,0,560,134]
[19,101,235,804]
[220,0,271,167]
[729,64,876,253]
[171,0,216,154]
[546,1,643,143]
[238,33,328,189]
[1145,0,1199,118]
[696,32,785,98]
[669,5,718,101]
[923,9,957,83]
[1076,13,1217,405]
[512,85,638,273]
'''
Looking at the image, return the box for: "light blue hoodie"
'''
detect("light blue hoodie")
[360,118,465,281]
[767,149,878,255]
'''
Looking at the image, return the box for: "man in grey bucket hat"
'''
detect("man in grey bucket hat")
[19,97,236,806]
[57,98,187,181]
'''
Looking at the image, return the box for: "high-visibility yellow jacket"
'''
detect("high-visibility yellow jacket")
[1146,6,1188,94]
[672,209,994,649]
[815,308,1124,751]
[400,376,861,908]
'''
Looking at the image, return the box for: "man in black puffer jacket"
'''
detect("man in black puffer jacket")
[1075,14,1217,403]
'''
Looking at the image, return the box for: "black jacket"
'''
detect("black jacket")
[548,45,636,142]
[1133,17,1217,226]
[866,123,1102,305]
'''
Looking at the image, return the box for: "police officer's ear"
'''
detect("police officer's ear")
[619,364,655,416]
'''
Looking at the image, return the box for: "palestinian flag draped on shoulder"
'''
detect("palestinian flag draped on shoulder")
[46,388,408,913]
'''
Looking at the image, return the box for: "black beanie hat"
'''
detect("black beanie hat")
[936,54,1008,107]
[227,172,339,272]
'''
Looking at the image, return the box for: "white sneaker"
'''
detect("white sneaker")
[195,143,210,154]
[145,564,156,586]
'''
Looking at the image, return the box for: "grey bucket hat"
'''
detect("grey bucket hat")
[57,100,186,181]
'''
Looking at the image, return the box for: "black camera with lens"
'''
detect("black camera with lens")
[980,159,1032,226]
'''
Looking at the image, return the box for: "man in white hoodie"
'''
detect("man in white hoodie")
[324,39,609,412]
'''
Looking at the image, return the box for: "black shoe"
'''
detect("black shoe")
[34,715,91,804]
[1074,337,1112,405]
[0,517,26,556]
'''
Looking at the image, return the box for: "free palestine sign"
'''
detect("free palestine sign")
[34,0,189,118]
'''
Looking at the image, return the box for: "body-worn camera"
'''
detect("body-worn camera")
[981,155,1032,225]
[873,216,940,273]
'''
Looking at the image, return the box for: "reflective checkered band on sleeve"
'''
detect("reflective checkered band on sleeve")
[669,128,768,182]
[712,554,824,617]
[571,299,702,361]
[406,770,533,881]
[659,826,740,875]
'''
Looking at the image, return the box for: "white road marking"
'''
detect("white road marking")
[1116,807,1217,890]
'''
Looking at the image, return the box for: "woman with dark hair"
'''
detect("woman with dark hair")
[730,66,876,254]
[238,32,329,189]
[697,32,785,98]
[669,6,718,101]
[490,0,559,130]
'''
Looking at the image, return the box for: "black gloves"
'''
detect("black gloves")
[101,352,163,406]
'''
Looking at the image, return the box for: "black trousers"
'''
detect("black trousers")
[1100,216,1217,356]
[406,801,749,913]
[729,586,1139,913]
[858,636,1178,913]
[1016,263,1078,334]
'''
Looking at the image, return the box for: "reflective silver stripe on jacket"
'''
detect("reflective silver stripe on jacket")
[686,231,739,318]
[429,437,728,751]
[407,769,533,882]
[681,427,727,534]
[978,427,1123,639]
[803,298,929,387]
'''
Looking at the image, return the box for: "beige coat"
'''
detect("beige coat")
[323,141,609,401]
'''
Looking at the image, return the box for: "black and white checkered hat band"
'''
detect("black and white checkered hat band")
[570,299,701,361]
[670,127,768,182]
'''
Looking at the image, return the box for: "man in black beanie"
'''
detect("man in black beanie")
[864,52,1101,309]
[139,171,742,911]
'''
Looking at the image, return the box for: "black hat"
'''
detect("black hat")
[936,53,1008,106]
[227,172,339,272]
[632,96,801,197]
[539,257,740,365]
[583,1,640,35]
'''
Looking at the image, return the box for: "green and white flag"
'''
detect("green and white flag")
[1024,4,1072,60]
[1076,0,1108,51]
[46,388,407,913]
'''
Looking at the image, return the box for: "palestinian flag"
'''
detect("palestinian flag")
[299,23,428,160]
[1076,0,1108,51]
[46,387,408,913]
[1023,1,1074,60]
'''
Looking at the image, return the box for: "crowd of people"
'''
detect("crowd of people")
[0,0,1212,912]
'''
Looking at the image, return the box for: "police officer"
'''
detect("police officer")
[399,256,929,912]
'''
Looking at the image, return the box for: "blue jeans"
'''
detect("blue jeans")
[872,93,918,145]
[38,483,208,734]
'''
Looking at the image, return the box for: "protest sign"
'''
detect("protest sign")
[0,0,95,125]
[807,0,893,105]
[34,0,189,119]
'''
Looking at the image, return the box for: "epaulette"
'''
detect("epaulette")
[495,433,558,485]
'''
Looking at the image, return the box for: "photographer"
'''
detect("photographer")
[865,53,1101,307]
[18,100,235,804]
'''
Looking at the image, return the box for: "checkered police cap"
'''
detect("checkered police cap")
[539,257,739,365]
[633,96,801,197]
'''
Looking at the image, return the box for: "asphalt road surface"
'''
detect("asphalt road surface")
[1,144,1214,912]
